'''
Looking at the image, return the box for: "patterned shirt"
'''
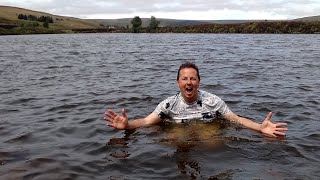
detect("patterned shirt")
[153,90,231,123]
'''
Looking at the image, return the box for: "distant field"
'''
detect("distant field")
[0,5,102,29]
[91,18,261,28]
[294,15,320,21]
[1,5,260,30]
[1,5,319,35]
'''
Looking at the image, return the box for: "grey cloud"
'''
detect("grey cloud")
[1,0,319,19]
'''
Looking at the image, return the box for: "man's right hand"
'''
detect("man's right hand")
[104,109,128,130]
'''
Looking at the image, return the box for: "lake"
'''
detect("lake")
[0,33,319,179]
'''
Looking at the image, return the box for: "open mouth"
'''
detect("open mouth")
[186,87,193,94]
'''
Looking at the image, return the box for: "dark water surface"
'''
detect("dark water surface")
[0,33,319,179]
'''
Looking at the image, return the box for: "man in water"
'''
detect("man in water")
[104,62,288,137]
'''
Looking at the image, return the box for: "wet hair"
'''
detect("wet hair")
[177,61,200,81]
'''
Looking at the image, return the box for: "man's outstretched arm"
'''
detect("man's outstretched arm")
[104,109,162,130]
[224,111,288,137]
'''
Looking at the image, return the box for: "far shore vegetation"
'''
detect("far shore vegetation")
[0,8,319,35]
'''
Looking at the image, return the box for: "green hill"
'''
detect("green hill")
[91,18,260,28]
[294,15,320,21]
[1,5,319,35]
[0,5,102,31]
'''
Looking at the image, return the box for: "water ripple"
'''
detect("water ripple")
[0,33,319,179]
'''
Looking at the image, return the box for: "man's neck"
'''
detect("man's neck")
[180,91,199,104]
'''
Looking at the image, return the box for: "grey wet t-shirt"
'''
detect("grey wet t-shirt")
[153,90,231,123]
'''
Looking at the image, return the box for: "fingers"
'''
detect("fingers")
[107,124,115,128]
[265,112,273,121]
[105,109,117,118]
[264,131,286,137]
[263,133,277,138]
[121,109,127,119]
[276,123,288,127]
[104,109,126,123]
[275,127,288,132]
[274,131,286,136]
[104,116,113,122]
[273,124,288,136]
[104,109,116,123]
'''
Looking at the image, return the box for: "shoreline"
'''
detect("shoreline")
[1,21,320,35]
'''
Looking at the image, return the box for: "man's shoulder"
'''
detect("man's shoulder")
[162,92,180,103]
[155,92,180,111]
[199,90,223,104]
[199,90,219,98]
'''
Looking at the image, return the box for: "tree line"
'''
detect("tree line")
[130,16,160,33]
[127,16,320,34]
[159,21,320,34]
[2,14,319,35]
[17,14,53,23]
[73,16,160,33]
[17,14,53,28]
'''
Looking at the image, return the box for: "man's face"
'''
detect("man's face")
[177,68,200,103]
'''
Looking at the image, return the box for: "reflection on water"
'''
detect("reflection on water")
[163,121,225,179]
[0,33,319,179]
[107,120,259,179]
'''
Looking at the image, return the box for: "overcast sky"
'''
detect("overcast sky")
[1,0,320,20]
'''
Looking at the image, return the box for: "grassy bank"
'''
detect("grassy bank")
[1,5,319,35]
